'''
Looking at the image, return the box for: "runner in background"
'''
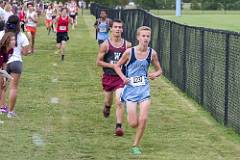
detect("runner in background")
[96,19,132,136]
[25,2,38,53]
[51,3,58,32]
[68,0,77,30]
[45,4,53,35]
[94,9,112,46]
[18,5,25,32]
[55,7,69,61]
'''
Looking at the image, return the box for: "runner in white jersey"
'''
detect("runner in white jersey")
[45,4,53,35]
[25,2,38,53]
[68,0,77,30]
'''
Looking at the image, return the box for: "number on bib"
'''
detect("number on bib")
[99,28,107,33]
[59,26,66,31]
[130,76,146,87]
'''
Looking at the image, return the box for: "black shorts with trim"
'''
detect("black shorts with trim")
[56,32,69,43]
[70,14,76,20]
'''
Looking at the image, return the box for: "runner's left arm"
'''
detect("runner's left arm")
[94,20,98,29]
[148,50,162,80]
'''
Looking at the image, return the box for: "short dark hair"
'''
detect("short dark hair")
[61,7,68,12]
[100,9,108,14]
[112,19,123,25]
[27,2,34,7]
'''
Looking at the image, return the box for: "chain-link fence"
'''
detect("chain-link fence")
[90,3,240,133]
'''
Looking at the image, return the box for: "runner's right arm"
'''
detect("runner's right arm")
[94,20,97,28]
[94,19,99,32]
[96,41,113,69]
[114,48,131,84]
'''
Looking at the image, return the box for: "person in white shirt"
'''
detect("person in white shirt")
[0,15,30,118]
[25,2,38,53]
[45,4,53,35]
[68,0,77,30]
[4,3,13,23]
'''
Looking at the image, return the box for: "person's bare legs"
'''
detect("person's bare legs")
[0,85,7,107]
[60,41,66,61]
[114,88,125,136]
[56,43,61,55]
[9,73,21,112]
[27,31,32,53]
[103,91,113,118]
[32,33,36,53]
[0,77,5,111]
[115,88,124,124]
[133,99,150,147]
[126,101,138,128]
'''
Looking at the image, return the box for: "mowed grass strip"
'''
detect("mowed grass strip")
[0,10,239,160]
[151,10,240,32]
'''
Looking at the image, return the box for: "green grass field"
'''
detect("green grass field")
[0,10,240,159]
[151,10,240,32]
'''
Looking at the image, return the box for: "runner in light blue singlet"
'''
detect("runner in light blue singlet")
[121,47,152,103]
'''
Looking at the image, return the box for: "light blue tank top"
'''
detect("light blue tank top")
[125,47,152,87]
[97,18,110,41]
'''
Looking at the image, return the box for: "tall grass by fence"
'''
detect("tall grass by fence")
[90,3,240,134]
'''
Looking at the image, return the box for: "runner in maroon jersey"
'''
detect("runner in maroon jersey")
[96,19,132,136]
[55,7,69,61]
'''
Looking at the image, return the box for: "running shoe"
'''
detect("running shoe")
[131,146,142,155]
[115,127,124,136]
[7,111,16,118]
[0,105,8,113]
[103,106,111,118]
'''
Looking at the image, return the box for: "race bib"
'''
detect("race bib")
[99,27,107,33]
[110,60,117,64]
[59,26,66,31]
[129,76,146,87]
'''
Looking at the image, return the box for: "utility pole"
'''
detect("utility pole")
[176,0,181,17]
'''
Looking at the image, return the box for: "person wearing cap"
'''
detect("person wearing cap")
[0,15,30,118]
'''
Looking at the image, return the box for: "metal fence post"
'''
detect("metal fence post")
[200,29,205,105]
[224,33,230,126]
[169,22,173,79]
[182,26,187,92]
